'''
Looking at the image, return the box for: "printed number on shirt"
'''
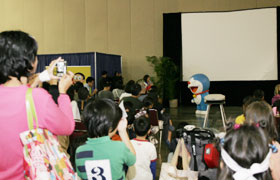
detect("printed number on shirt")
[85,160,112,180]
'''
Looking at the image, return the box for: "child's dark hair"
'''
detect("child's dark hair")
[134,116,150,136]
[131,83,141,96]
[253,89,264,100]
[86,76,94,83]
[245,101,278,141]
[143,96,154,109]
[83,99,122,138]
[74,81,84,92]
[124,80,135,93]
[78,87,89,100]
[124,101,135,125]
[218,125,272,180]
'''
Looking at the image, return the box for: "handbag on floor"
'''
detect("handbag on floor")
[20,88,76,180]
[159,138,198,180]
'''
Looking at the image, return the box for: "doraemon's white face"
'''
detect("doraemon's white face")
[188,77,203,94]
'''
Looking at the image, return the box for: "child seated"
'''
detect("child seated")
[75,99,136,180]
[127,116,157,180]
[235,96,255,125]
[218,124,272,180]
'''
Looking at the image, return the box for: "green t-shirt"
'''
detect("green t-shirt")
[75,136,136,180]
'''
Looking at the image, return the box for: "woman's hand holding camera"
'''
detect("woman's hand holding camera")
[58,71,74,94]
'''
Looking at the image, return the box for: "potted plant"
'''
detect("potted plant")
[146,56,180,108]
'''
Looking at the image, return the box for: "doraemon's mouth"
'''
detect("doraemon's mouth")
[191,86,198,93]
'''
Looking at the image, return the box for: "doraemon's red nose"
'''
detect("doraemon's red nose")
[187,81,190,85]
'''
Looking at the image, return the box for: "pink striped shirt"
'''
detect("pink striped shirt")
[0,85,75,180]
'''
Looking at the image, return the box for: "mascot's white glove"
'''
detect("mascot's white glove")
[193,96,201,105]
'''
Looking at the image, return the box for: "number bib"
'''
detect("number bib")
[85,159,112,180]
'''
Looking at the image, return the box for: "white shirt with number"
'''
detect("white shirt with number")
[126,139,157,180]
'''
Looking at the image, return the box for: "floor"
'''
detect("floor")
[155,105,243,179]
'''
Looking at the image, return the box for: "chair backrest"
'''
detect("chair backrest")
[149,109,159,126]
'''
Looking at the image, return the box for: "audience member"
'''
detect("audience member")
[143,74,153,93]
[123,83,143,111]
[119,80,135,101]
[235,96,255,125]
[272,100,280,117]
[73,81,84,101]
[127,116,157,180]
[77,87,89,112]
[112,71,123,90]
[67,85,81,121]
[98,81,114,100]
[253,89,265,101]
[137,79,148,101]
[112,81,125,101]
[272,84,280,105]
[75,99,136,180]
[0,30,74,179]
[245,101,278,142]
[84,76,97,97]
[98,70,108,91]
[218,125,272,180]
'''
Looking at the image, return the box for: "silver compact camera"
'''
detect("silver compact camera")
[56,61,67,77]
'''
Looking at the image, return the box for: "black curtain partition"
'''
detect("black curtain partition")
[95,52,122,89]
[37,52,95,78]
[37,52,122,90]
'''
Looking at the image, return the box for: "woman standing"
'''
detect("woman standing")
[0,31,74,179]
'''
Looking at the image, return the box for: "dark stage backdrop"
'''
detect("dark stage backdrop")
[163,9,280,106]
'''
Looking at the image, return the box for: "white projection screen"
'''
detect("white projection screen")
[181,8,277,81]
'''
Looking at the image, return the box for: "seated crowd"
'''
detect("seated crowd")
[1,30,280,180]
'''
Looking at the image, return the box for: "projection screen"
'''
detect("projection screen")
[181,8,277,81]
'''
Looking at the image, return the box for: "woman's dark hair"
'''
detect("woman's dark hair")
[83,99,122,138]
[0,31,38,84]
[218,125,272,180]
[143,74,150,83]
[67,85,75,101]
[42,82,50,91]
[134,116,150,136]
[245,101,278,141]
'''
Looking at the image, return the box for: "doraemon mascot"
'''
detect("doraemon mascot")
[188,74,210,114]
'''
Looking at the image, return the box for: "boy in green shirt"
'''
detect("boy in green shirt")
[75,99,136,180]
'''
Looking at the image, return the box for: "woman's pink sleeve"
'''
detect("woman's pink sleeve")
[42,94,75,135]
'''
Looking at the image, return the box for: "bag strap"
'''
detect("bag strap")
[26,88,39,130]
[191,133,198,171]
[171,138,182,167]
[181,138,190,170]
[171,138,191,170]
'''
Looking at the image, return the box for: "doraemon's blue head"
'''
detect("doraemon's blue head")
[188,74,210,94]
